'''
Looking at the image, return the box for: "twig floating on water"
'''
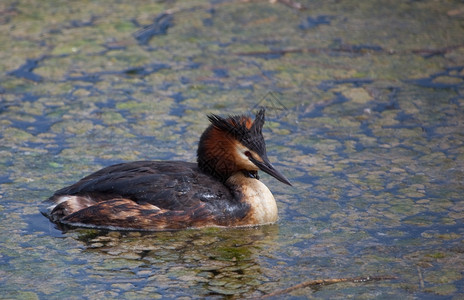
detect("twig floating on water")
[261,275,397,298]
[241,0,306,11]
[417,266,425,289]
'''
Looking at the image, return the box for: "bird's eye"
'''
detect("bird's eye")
[244,151,252,158]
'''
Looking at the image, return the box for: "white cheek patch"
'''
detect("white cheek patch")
[234,144,259,170]
[47,195,96,213]
[47,196,73,211]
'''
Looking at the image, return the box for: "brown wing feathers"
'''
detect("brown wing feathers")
[59,199,217,231]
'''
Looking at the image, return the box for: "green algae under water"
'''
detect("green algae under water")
[1,0,464,298]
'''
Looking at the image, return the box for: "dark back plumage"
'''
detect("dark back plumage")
[47,161,251,230]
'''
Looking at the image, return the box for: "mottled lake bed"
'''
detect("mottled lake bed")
[1,0,463,298]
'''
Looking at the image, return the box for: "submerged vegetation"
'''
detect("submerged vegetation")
[1,0,463,298]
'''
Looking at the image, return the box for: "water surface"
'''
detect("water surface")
[1,0,463,298]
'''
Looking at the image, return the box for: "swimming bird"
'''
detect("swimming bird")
[45,109,292,231]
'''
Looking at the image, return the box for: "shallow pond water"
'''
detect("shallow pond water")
[1,0,464,298]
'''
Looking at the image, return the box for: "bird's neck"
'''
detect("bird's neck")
[226,172,278,225]
[197,126,237,182]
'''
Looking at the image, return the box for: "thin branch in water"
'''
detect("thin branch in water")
[235,44,464,58]
[273,0,307,10]
[241,0,306,11]
[261,275,397,298]
[417,266,425,289]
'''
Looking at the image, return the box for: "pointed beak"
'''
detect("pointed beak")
[249,156,292,186]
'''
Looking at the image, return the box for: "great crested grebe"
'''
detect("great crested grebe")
[45,109,292,231]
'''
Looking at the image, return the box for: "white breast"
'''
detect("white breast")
[227,173,278,225]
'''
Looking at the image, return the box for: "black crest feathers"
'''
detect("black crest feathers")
[207,108,267,156]
[207,109,265,138]
[250,108,265,138]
